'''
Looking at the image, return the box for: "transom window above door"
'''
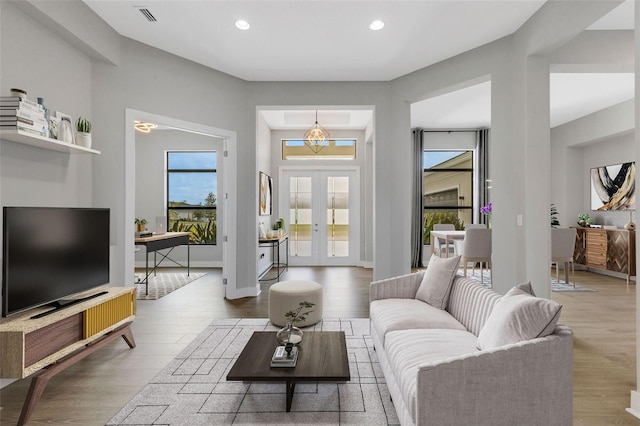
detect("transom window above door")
[282,139,356,160]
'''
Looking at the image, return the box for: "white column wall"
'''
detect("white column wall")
[524,56,552,298]
[628,0,640,418]
[489,49,526,295]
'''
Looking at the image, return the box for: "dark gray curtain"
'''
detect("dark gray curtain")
[411,129,425,268]
[477,129,490,226]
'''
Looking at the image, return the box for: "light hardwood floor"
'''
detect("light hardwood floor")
[0,266,636,425]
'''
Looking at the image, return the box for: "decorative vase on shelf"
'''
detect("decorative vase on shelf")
[276,322,303,345]
[75,132,92,148]
[624,211,636,231]
[577,220,587,227]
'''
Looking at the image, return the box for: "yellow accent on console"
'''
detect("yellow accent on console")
[83,292,135,339]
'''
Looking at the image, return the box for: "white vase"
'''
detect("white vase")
[624,211,636,230]
[75,132,92,148]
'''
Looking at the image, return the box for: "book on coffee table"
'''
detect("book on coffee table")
[270,345,298,367]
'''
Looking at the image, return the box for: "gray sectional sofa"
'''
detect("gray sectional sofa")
[370,269,573,426]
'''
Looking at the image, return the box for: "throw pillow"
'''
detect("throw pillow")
[415,254,461,310]
[515,281,536,296]
[477,286,562,350]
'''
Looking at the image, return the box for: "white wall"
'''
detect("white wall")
[0,2,93,208]
[582,132,636,228]
[257,111,273,275]
[91,38,249,291]
[134,128,224,267]
[551,99,635,228]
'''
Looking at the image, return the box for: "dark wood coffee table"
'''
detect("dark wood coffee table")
[226,331,350,411]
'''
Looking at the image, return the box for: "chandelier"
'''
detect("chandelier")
[134,121,158,133]
[304,111,329,154]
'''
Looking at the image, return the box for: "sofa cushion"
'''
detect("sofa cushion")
[477,287,562,350]
[370,299,467,346]
[385,329,479,423]
[446,276,501,336]
[415,254,461,309]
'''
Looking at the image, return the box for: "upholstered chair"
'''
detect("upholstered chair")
[465,223,487,230]
[456,228,492,286]
[551,228,577,287]
[432,223,456,257]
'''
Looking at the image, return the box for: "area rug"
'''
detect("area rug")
[463,270,595,292]
[107,318,399,425]
[135,272,207,300]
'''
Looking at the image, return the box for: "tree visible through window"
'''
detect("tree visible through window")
[167,151,217,244]
[423,150,473,244]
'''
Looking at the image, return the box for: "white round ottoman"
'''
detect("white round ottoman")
[268,280,323,327]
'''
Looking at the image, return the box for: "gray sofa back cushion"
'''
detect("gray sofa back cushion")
[447,276,501,336]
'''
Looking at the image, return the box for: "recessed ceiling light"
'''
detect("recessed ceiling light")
[235,20,250,31]
[369,20,384,31]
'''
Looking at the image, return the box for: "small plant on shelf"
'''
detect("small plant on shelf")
[75,117,92,133]
[75,117,93,148]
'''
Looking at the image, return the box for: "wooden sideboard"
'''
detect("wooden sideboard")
[574,227,636,284]
[0,286,136,425]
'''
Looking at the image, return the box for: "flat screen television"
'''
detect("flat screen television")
[2,207,110,317]
[590,162,635,211]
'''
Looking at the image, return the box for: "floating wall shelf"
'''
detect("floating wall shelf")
[0,129,100,155]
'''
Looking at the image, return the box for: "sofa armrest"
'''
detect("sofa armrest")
[369,271,424,303]
[414,326,573,426]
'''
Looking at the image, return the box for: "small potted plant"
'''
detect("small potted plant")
[75,117,92,148]
[577,213,594,227]
[276,301,315,345]
[135,217,148,233]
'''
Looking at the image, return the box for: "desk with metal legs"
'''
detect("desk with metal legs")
[134,232,191,295]
[259,234,289,282]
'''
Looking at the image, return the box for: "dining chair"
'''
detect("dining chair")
[465,224,487,230]
[432,223,456,257]
[456,228,492,286]
[551,228,577,287]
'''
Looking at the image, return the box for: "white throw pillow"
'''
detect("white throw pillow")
[477,286,562,350]
[415,254,461,310]
[515,281,536,296]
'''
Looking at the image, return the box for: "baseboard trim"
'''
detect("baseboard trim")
[226,283,260,300]
[134,261,222,268]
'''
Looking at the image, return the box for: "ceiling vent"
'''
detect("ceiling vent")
[136,7,157,22]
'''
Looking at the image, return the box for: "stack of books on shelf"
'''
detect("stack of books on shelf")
[0,96,48,137]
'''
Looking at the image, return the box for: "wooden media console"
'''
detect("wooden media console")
[0,286,136,425]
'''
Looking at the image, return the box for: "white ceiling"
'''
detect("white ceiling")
[260,110,373,130]
[83,0,634,130]
[84,0,545,82]
[411,73,635,129]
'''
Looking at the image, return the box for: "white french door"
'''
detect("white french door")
[281,168,359,266]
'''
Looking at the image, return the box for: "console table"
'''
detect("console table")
[0,287,136,425]
[574,227,636,285]
[259,234,289,282]
[135,232,191,294]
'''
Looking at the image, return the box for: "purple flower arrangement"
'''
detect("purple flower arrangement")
[480,202,493,215]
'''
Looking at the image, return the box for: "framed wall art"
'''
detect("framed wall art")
[259,171,273,216]
[590,161,635,211]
